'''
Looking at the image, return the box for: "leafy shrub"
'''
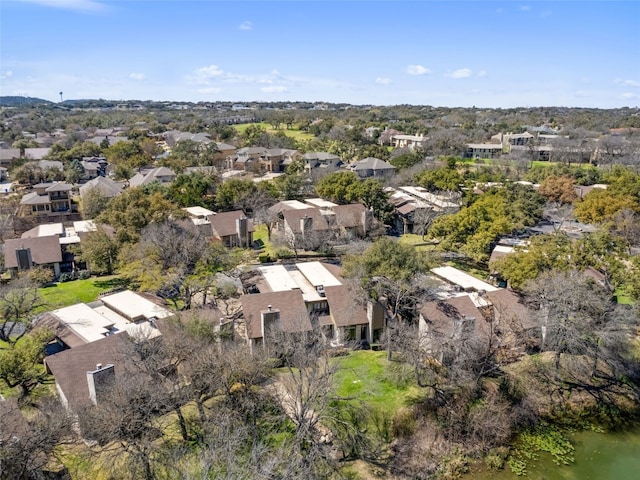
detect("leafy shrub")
[77,270,91,280]
[58,272,76,283]
[23,267,54,286]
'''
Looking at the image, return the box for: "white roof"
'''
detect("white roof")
[183,206,215,218]
[259,264,300,292]
[296,261,342,287]
[253,172,285,182]
[59,235,80,245]
[398,186,459,209]
[100,290,173,322]
[305,198,338,208]
[281,200,313,210]
[430,266,498,292]
[53,303,117,343]
[22,223,64,238]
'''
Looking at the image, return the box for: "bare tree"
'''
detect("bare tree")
[0,398,72,480]
[0,277,43,346]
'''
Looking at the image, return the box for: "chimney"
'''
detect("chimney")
[300,214,313,237]
[87,363,115,405]
[261,307,281,338]
[236,216,249,248]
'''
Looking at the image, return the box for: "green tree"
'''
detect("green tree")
[574,189,639,225]
[430,185,544,262]
[81,187,109,219]
[315,171,360,204]
[64,158,85,184]
[80,226,120,275]
[215,178,258,212]
[0,278,43,346]
[0,329,51,399]
[351,178,392,222]
[168,172,218,208]
[415,164,464,192]
[97,187,182,244]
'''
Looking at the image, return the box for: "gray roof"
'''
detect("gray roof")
[79,176,124,198]
[352,157,395,171]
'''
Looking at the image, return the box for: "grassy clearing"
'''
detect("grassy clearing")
[37,275,127,311]
[233,121,315,142]
[332,350,423,413]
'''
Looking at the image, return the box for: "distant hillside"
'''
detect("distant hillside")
[0,96,53,107]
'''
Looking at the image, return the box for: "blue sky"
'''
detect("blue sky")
[1,0,638,107]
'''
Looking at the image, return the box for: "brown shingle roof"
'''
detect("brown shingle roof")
[44,333,133,411]
[283,208,329,234]
[484,289,537,331]
[420,295,489,338]
[3,235,62,268]
[324,284,368,327]
[241,290,310,339]
[332,203,366,229]
[208,210,254,238]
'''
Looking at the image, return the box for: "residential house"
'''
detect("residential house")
[44,333,137,412]
[208,210,254,247]
[303,152,343,177]
[484,288,538,345]
[3,235,63,277]
[128,167,176,188]
[18,181,74,217]
[80,156,108,180]
[327,203,371,238]
[390,134,428,150]
[430,266,499,293]
[350,157,396,179]
[282,208,330,246]
[183,206,215,236]
[229,147,265,172]
[263,148,299,173]
[241,261,382,348]
[464,143,504,159]
[0,149,20,167]
[491,132,535,148]
[79,175,124,200]
[418,294,492,361]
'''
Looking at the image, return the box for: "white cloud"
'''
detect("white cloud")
[519,5,531,12]
[445,68,472,79]
[129,73,145,81]
[477,70,487,78]
[188,65,226,85]
[239,21,253,31]
[260,86,287,93]
[13,0,108,12]
[539,10,552,18]
[376,77,392,85]
[405,65,431,76]
[620,92,640,100]
[615,78,640,88]
[0,70,13,79]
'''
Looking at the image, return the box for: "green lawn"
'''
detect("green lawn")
[234,122,315,142]
[37,275,128,311]
[332,350,423,413]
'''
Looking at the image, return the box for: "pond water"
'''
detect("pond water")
[469,428,640,480]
